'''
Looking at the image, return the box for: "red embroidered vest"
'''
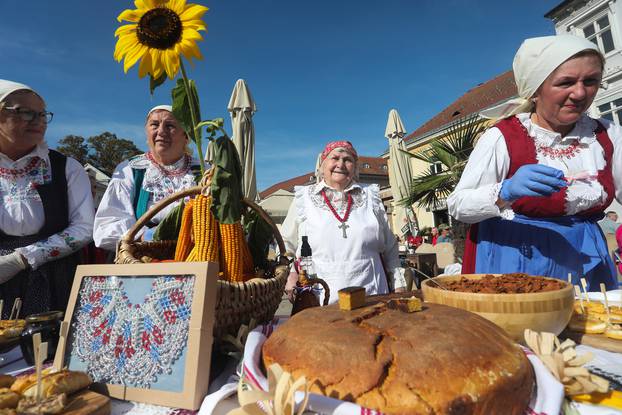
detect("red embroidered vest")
[496,116,614,217]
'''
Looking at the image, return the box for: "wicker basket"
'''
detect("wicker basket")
[115,185,290,341]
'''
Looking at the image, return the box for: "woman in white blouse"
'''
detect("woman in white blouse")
[281,140,406,304]
[447,35,621,290]
[94,105,201,251]
[0,80,94,317]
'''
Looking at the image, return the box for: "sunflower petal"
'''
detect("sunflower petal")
[150,50,165,79]
[114,34,139,61]
[181,28,203,42]
[124,44,148,73]
[179,40,202,61]
[164,48,180,78]
[167,0,186,15]
[180,4,208,21]
[138,49,154,78]
[114,24,136,37]
[117,8,144,23]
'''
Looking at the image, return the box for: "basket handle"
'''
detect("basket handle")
[121,185,287,260]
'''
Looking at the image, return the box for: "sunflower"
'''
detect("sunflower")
[114,0,208,79]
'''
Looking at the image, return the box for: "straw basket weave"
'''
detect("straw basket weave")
[115,184,290,341]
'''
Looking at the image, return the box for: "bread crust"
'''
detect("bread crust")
[263,295,534,415]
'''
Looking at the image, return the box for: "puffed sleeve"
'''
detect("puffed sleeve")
[93,161,136,251]
[16,157,94,269]
[447,127,511,224]
[280,187,306,257]
[606,120,622,204]
[369,184,406,290]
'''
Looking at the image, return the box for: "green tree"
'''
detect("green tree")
[87,132,142,175]
[56,135,88,164]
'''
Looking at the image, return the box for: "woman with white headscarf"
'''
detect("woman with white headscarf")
[94,105,203,251]
[447,35,622,290]
[0,79,94,317]
[281,140,406,304]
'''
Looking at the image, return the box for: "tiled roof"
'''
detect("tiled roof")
[405,70,517,144]
[259,156,389,199]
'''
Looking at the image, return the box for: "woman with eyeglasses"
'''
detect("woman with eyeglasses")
[447,35,622,291]
[0,79,94,318]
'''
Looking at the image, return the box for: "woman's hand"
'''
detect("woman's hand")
[284,271,299,304]
[0,253,28,284]
[499,164,567,202]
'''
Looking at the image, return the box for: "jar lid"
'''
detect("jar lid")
[25,311,63,323]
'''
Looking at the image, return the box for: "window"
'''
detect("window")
[582,15,615,53]
[598,97,622,123]
[362,163,370,169]
[430,162,443,175]
[381,164,388,171]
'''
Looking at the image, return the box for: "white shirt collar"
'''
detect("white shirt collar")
[516,113,597,147]
[0,142,49,165]
[312,179,361,194]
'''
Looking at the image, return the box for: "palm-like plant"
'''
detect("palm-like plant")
[400,115,487,210]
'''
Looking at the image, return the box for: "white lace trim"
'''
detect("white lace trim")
[564,178,607,215]
[129,153,197,203]
[516,113,597,147]
[307,181,366,215]
[491,182,515,220]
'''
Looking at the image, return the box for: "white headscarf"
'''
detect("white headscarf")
[481,35,601,119]
[146,104,173,119]
[0,79,36,104]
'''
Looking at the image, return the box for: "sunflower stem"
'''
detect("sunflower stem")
[179,59,205,175]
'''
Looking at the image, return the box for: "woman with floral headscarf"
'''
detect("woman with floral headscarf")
[94,105,203,251]
[0,79,94,317]
[281,140,406,304]
[447,35,622,290]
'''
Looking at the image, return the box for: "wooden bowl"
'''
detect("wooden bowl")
[421,274,574,342]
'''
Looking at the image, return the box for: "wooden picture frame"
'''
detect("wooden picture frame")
[53,262,218,410]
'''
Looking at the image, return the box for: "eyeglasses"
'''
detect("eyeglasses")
[1,106,54,123]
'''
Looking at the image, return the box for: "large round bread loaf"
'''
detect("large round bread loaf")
[263,294,534,415]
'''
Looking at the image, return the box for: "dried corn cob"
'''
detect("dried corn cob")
[186,194,220,263]
[219,222,254,282]
[174,199,195,261]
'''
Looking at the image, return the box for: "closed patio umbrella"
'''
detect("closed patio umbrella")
[228,79,258,201]
[385,109,416,237]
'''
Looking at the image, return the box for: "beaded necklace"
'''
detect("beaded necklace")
[524,115,583,160]
[73,275,195,388]
[145,152,191,177]
[320,189,353,238]
[0,157,41,179]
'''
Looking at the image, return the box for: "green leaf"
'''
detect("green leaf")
[153,200,185,241]
[171,79,202,139]
[210,135,244,223]
[243,210,274,270]
[149,73,167,95]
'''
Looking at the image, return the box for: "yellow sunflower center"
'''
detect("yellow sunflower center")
[137,7,182,50]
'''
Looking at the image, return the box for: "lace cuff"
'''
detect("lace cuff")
[389,267,407,290]
[491,182,515,220]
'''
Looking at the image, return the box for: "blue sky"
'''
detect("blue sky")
[1,0,561,190]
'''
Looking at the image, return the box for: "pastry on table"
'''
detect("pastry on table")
[0,388,20,409]
[17,393,67,415]
[0,376,14,389]
[21,370,92,398]
[605,323,622,340]
[567,313,607,334]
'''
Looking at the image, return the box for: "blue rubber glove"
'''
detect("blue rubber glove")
[499,164,567,202]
